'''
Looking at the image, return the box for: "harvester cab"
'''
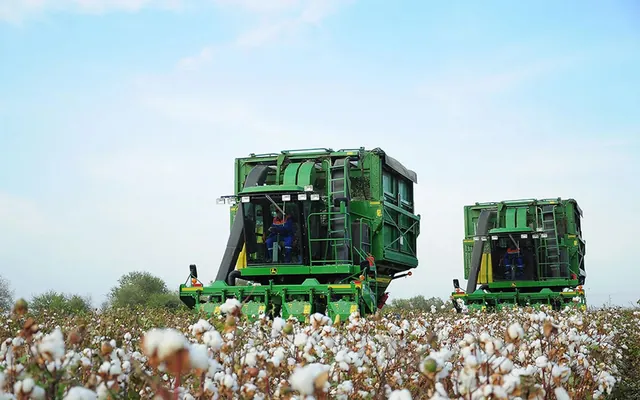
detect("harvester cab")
[451,198,587,312]
[179,147,421,322]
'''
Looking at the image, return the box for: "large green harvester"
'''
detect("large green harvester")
[451,198,587,312]
[179,147,420,322]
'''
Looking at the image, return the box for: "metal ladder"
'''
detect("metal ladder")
[541,205,560,277]
[326,158,351,263]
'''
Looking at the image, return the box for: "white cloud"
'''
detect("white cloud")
[212,0,300,14]
[233,0,352,47]
[0,0,182,23]
[176,46,215,71]
[175,0,354,68]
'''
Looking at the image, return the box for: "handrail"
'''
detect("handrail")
[248,152,279,157]
[306,211,353,266]
[281,148,334,154]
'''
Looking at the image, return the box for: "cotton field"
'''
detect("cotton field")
[0,299,638,400]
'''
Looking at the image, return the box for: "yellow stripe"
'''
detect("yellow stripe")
[328,284,352,289]
[181,287,202,292]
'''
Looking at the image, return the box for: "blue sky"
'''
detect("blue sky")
[1,0,639,308]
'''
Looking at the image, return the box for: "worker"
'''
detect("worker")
[265,210,294,263]
[504,247,524,279]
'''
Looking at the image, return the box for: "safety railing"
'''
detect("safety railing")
[306,211,353,266]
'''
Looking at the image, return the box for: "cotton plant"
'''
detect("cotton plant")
[0,298,636,399]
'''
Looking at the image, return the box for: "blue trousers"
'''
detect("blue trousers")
[504,254,524,278]
[266,235,293,262]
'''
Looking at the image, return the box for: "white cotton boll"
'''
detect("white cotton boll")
[109,362,122,376]
[142,328,189,361]
[37,328,66,361]
[243,350,258,367]
[96,383,109,400]
[434,382,447,397]
[535,356,549,369]
[461,346,473,359]
[63,387,98,400]
[219,298,242,314]
[189,344,209,370]
[294,333,308,347]
[388,389,412,400]
[463,334,475,344]
[323,336,335,349]
[99,361,111,374]
[508,323,524,340]
[457,368,477,395]
[203,330,223,351]
[464,355,478,368]
[190,319,213,336]
[552,364,571,382]
[554,387,570,400]
[31,386,46,400]
[493,357,513,374]
[492,385,508,399]
[502,374,520,394]
[270,347,286,367]
[271,317,286,337]
[223,374,235,388]
[289,363,330,395]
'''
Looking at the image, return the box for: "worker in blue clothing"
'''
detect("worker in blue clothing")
[265,210,294,263]
[504,247,525,279]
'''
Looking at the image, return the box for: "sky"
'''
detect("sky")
[1,0,639,309]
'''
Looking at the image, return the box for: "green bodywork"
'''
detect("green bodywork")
[452,198,587,312]
[179,147,420,322]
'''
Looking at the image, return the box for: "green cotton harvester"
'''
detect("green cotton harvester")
[451,198,587,312]
[179,148,420,322]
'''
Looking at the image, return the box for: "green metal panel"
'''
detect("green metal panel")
[283,163,302,186]
[297,161,317,187]
[506,208,516,230]
[516,207,527,229]
[240,185,304,194]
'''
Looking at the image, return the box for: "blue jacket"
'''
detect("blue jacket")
[269,216,293,236]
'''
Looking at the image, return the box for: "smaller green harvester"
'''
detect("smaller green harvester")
[451,198,587,312]
[179,147,420,322]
